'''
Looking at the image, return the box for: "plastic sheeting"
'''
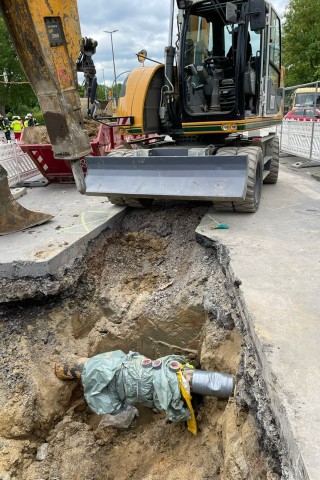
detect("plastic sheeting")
[81,350,191,423]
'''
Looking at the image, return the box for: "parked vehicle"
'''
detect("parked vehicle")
[290,87,320,108]
[284,107,320,121]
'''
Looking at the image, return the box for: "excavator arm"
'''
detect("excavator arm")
[76,37,99,117]
[0,0,92,193]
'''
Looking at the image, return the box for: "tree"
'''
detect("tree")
[282,0,320,86]
[0,17,38,115]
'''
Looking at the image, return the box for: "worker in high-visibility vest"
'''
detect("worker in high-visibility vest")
[11,116,23,141]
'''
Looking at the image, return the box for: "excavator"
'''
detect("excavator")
[0,0,283,234]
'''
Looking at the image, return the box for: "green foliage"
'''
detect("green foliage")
[77,82,121,101]
[0,16,121,122]
[282,0,320,86]
[97,83,107,100]
[77,84,85,97]
[0,17,39,114]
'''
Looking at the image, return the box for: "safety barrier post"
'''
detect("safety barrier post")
[309,81,319,160]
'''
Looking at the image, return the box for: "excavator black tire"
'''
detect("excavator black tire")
[107,149,154,208]
[263,136,280,184]
[213,146,263,213]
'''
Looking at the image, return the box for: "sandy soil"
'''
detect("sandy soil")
[0,205,282,480]
[21,118,100,145]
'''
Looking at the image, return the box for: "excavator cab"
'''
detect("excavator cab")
[177,0,281,127]
[115,0,281,136]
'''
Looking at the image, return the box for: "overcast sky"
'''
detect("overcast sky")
[77,0,289,88]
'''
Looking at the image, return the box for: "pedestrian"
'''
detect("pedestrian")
[0,114,12,141]
[24,113,37,127]
[11,116,23,141]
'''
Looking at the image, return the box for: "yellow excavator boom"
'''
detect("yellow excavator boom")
[0,0,90,192]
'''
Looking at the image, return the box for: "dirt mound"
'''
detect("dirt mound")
[0,205,282,480]
[21,118,100,145]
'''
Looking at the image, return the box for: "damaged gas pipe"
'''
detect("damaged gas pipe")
[55,352,234,398]
[55,351,235,435]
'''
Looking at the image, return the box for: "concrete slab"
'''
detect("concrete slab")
[0,183,125,301]
[196,160,320,479]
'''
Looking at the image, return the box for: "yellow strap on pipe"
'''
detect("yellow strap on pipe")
[177,370,197,435]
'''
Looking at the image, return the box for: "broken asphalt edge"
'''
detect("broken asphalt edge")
[196,229,308,480]
[0,208,126,303]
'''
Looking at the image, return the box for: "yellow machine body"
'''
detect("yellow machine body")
[117,65,165,136]
[117,68,283,137]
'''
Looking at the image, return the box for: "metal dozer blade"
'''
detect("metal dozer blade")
[0,165,53,235]
[84,149,248,202]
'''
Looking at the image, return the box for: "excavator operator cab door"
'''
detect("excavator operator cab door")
[261,6,282,116]
[180,5,237,119]
[178,0,267,123]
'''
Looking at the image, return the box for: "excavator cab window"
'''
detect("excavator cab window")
[244,25,262,114]
[180,2,263,118]
[262,7,282,115]
[179,0,271,120]
[182,9,235,115]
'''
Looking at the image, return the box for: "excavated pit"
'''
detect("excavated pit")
[0,205,283,480]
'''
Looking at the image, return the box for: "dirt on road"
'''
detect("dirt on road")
[0,205,283,480]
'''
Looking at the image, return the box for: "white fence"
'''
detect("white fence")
[280,120,320,161]
[0,142,38,187]
[280,80,320,162]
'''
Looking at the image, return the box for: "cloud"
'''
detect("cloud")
[77,0,170,86]
[272,0,289,16]
[77,0,289,86]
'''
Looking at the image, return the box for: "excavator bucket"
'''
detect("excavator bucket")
[84,149,248,201]
[0,166,53,235]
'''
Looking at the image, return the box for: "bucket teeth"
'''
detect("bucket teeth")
[0,165,53,235]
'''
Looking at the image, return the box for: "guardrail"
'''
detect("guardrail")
[280,120,320,161]
[280,80,320,165]
[0,142,39,187]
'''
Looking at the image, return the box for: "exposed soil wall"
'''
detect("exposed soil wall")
[0,205,283,480]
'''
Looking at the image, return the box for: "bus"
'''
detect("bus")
[291,87,320,108]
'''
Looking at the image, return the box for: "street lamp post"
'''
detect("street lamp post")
[101,68,107,99]
[103,30,118,104]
